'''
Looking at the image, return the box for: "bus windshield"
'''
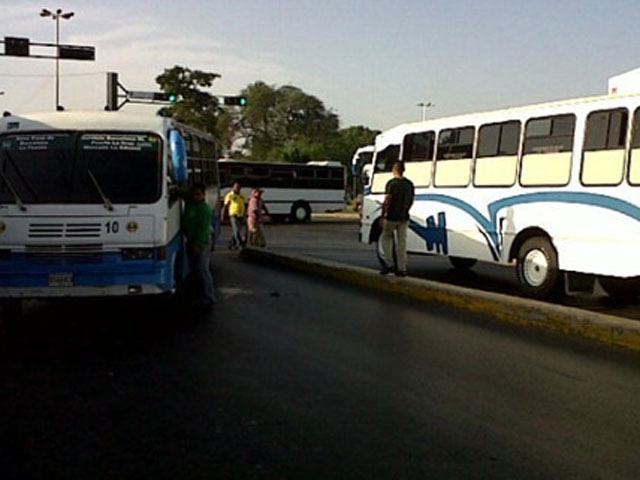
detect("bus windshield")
[0,132,162,205]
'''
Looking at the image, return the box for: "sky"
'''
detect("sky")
[1,0,640,132]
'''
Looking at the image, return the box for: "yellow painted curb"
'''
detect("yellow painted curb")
[240,247,640,353]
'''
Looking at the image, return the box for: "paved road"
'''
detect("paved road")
[261,215,640,321]
[3,246,640,478]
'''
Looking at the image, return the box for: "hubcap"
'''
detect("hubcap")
[295,207,306,220]
[523,249,549,287]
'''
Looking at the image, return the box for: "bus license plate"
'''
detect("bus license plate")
[49,273,74,287]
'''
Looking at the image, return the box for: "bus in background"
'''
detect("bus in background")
[218,159,346,223]
[351,145,375,195]
[0,111,220,312]
[361,92,640,298]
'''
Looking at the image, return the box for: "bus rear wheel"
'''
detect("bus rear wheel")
[515,236,561,298]
[290,202,311,223]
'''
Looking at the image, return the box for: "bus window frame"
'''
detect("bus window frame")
[519,113,575,188]
[472,120,521,189]
[580,108,628,188]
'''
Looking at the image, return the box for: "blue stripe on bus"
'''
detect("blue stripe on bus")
[409,191,640,258]
[0,234,183,292]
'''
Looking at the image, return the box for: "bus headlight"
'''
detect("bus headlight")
[126,221,139,233]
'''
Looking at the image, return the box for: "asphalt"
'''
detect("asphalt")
[241,213,640,353]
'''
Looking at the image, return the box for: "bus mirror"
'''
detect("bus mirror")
[169,129,188,183]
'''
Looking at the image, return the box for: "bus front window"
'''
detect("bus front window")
[0,132,162,205]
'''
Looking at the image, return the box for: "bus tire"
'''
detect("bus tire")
[449,256,477,270]
[290,202,311,223]
[516,236,561,298]
[599,276,640,300]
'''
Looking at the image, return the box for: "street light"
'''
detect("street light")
[40,8,75,110]
[417,101,434,121]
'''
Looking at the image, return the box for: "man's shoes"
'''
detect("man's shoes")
[396,271,408,277]
[379,266,394,275]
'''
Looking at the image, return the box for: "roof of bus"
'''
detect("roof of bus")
[374,91,640,150]
[0,111,172,134]
[219,159,344,169]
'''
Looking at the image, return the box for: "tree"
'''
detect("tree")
[237,82,339,162]
[155,66,233,149]
[327,125,379,167]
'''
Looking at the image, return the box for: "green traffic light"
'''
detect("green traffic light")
[169,94,177,103]
[239,96,248,106]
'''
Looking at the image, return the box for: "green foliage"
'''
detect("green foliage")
[326,125,379,166]
[237,82,339,162]
[155,65,232,148]
[155,66,379,163]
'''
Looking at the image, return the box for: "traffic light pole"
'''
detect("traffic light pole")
[105,72,179,111]
[0,35,95,110]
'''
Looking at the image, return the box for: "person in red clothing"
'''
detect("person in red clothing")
[247,187,269,247]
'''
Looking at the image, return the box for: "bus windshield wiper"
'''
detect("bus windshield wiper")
[2,150,38,202]
[0,171,27,211]
[88,168,114,211]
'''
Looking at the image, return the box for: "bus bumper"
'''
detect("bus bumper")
[0,239,181,299]
[0,284,167,298]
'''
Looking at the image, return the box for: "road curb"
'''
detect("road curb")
[240,247,640,352]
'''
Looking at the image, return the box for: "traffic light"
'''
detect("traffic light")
[152,92,178,103]
[4,37,29,57]
[224,95,248,106]
[58,45,95,60]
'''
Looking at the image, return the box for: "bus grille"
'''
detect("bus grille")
[28,222,102,239]
[25,244,103,264]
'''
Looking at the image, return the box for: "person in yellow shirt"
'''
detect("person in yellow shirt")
[223,182,248,249]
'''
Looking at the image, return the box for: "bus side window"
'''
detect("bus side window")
[371,145,400,193]
[628,108,640,185]
[581,108,627,186]
[402,131,434,187]
[520,114,575,187]
[434,127,474,188]
[474,121,520,187]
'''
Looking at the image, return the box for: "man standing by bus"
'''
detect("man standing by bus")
[223,182,247,249]
[183,183,216,308]
[380,161,414,277]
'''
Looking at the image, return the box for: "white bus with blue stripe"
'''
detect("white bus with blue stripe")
[360,92,640,298]
[0,111,220,308]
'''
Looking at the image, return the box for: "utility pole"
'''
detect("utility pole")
[40,8,75,110]
[417,101,434,121]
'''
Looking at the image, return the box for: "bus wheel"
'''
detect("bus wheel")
[599,276,640,300]
[516,236,561,298]
[290,202,311,223]
[449,256,477,270]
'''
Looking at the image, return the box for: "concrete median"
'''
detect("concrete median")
[240,246,640,353]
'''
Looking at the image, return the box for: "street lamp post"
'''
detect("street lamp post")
[40,8,74,110]
[417,101,434,121]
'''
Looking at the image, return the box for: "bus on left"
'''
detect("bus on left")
[0,111,221,314]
